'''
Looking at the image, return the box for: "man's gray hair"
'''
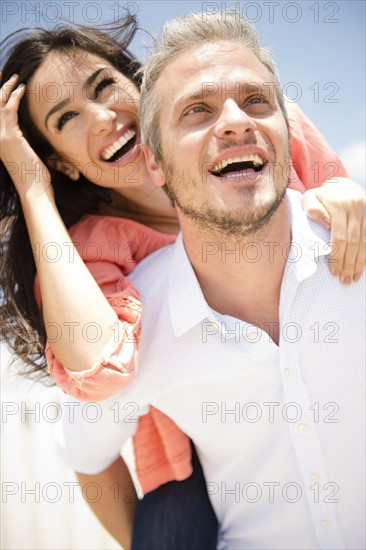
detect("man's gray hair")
[139,11,288,162]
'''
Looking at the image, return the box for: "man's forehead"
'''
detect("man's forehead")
[155,41,275,107]
[160,41,268,77]
[157,41,273,92]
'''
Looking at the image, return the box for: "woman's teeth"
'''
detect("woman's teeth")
[101,128,136,161]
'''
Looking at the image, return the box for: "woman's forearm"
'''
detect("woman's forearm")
[20,191,119,372]
[75,456,138,550]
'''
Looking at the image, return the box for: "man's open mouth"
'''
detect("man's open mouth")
[101,127,137,163]
[210,154,266,177]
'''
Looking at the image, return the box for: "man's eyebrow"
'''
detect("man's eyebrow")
[44,68,105,128]
[172,91,206,117]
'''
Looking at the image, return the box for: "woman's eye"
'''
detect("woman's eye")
[56,111,77,131]
[94,77,117,98]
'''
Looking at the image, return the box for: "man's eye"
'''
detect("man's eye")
[94,77,117,98]
[248,96,266,105]
[185,105,207,116]
[56,111,77,131]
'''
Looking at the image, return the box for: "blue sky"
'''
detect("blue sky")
[1,0,365,183]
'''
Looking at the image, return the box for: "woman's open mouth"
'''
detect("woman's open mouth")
[101,127,138,163]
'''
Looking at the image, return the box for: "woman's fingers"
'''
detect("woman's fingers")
[302,180,366,284]
[0,74,52,197]
[327,207,348,277]
[7,82,25,109]
[337,199,365,283]
[0,74,19,105]
[301,188,331,229]
[0,75,25,147]
[353,217,366,282]
[0,74,25,137]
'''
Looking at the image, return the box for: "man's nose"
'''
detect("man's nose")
[88,104,117,134]
[214,99,257,139]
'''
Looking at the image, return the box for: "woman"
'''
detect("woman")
[1,15,365,550]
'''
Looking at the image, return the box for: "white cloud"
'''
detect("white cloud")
[340,141,365,187]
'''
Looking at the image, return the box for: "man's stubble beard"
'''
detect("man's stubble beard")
[161,153,290,239]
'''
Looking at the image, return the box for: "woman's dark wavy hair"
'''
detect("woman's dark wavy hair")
[0,14,142,381]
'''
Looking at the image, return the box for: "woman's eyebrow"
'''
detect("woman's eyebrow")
[44,68,108,128]
[83,68,105,90]
[45,98,70,128]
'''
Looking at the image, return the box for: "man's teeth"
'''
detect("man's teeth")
[101,129,136,160]
[211,154,264,173]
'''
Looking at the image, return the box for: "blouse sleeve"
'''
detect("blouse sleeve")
[287,102,348,193]
[35,215,175,401]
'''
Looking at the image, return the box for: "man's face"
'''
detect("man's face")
[149,41,290,237]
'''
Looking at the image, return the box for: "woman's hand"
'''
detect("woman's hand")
[0,72,53,199]
[302,178,365,284]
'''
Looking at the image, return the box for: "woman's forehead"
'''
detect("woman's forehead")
[29,48,136,96]
[38,49,113,78]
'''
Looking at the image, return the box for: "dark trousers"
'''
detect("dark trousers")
[131,443,218,550]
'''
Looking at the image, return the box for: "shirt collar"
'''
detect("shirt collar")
[167,190,331,338]
[285,188,331,280]
[280,189,331,321]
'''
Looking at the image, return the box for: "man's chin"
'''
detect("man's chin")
[178,186,287,238]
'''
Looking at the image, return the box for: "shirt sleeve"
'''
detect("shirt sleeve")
[35,215,175,401]
[287,102,348,192]
[55,392,141,474]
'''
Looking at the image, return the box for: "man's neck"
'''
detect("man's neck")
[180,200,291,345]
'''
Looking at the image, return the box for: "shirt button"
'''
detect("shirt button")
[311,473,320,482]
[321,519,330,529]
[298,423,308,433]
[284,368,292,378]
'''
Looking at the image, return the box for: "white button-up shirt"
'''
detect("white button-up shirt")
[58,190,365,549]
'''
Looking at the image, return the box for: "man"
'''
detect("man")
[60,12,365,549]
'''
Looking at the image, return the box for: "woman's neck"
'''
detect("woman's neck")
[101,184,180,235]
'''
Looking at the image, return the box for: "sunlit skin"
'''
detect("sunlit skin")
[0,30,365,550]
[146,41,291,238]
[28,50,153,194]
[141,40,296,334]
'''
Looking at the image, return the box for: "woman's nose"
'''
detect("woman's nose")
[88,104,117,135]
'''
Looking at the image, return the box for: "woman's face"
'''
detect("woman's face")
[28,49,150,189]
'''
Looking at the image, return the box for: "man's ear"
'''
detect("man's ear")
[47,155,80,181]
[142,146,166,187]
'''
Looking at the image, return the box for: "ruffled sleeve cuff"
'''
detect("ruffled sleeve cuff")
[47,278,142,401]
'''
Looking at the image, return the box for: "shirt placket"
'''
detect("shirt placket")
[280,259,345,549]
